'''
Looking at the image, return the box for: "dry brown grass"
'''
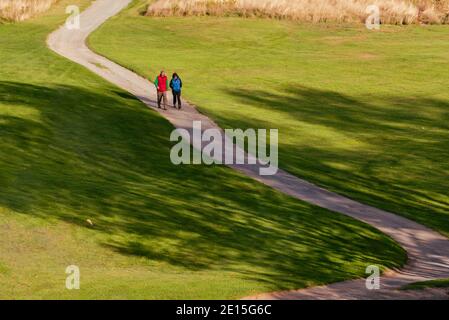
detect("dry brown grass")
[0,0,58,22]
[146,0,449,24]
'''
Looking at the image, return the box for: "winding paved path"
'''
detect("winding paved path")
[47,0,449,299]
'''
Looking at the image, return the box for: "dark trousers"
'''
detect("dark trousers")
[172,91,182,108]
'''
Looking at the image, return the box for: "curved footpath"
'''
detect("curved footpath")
[47,0,449,299]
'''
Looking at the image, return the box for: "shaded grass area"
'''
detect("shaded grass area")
[402,278,449,290]
[89,1,449,237]
[0,0,406,299]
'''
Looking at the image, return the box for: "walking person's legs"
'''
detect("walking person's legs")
[157,92,163,108]
[162,91,168,110]
[176,92,182,109]
[172,91,177,108]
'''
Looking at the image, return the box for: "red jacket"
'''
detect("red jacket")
[155,75,168,92]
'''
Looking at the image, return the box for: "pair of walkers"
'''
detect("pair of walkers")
[154,71,182,110]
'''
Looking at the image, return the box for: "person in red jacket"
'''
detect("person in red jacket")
[154,70,169,110]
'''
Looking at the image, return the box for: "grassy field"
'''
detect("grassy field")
[402,278,449,290]
[0,0,406,299]
[89,0,449,238]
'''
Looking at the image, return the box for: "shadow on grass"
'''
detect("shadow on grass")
[223,85,449,237]
[0,81,406,290]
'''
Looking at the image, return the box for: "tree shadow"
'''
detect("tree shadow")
[223,85,449,237]
[0,81,405,291]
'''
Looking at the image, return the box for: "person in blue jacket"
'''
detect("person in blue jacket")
[169,73,183,109]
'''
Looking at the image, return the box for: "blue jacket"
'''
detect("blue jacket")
[170,78,182,92]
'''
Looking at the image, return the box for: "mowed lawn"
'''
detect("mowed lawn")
[0,1,405,299]
[89,0,449,237]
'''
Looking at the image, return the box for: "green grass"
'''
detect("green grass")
[402,278,449,291]
[0,0,406,299]
[89,0,449,238]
